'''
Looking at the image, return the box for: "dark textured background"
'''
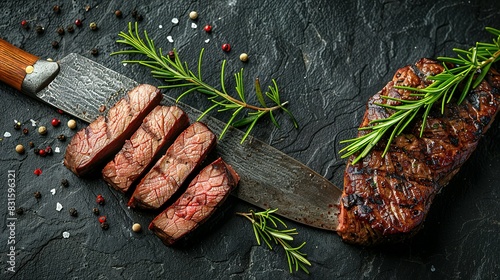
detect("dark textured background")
[1,0,500,279]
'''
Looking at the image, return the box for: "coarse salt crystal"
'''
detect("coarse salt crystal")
[204,39,210,43]
[62,231,70,238]
[55,147,60,153]
[123,63,128,66]
[159,24,163,29]
[167,36,174,43]
[51,189,56,195]
[191,22,197,29]
[171,18,179,24]
[30,119,37,126]
[56,202,63,211]
[3,132,11,138]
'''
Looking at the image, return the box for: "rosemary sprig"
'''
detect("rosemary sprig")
[236,208,311,274]
[340,27,500,164]
[112,22,298,143]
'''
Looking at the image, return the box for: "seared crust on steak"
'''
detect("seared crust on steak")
[149,158,239,246]
[128,122,216,210]
[337,58,500,245]
[63,84,162,177]
[102,106,189,193]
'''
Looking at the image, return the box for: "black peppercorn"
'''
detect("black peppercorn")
[22,128,29,135]
[35,25,44,34]
[69,208,78,217]
[34,191,41,199]
[61,178,69,187]
[51,41,59,49]
[101,222,109,230]
[90,48,99,56]
[29,141,35,148]
[56,26,65,35]
[33,148,40,155]
[66,24,74,33]
[14,122,21,130]
[16,207,24,215]
[57,134,66,141]
[92,207,100,215]
[114,10,122,18]
[168,50,175,60]
[136,14,143,21]
[53,5,61,14]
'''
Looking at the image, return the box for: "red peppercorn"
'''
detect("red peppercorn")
[203,25,212,33]
[45,146,53,155]
[98,216,106,224]
[51,118,61,127]
[96,194,105,205]
[21,20,29,29]
[38,149,46,157]
[222,43,231,52]
[57,109,64,114]
[75,19,82,27]
[34,168,42,176]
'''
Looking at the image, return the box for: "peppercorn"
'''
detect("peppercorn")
[56,26,65,35]
[21,20,29,29]
[132,223,142,232]
[75,19,82,27]
[16,207,24,215]
[89,22,97,31]
[45,146,53,155]
[203,25,212,33]
[51,118,61,127]
[114,10,122,18]
[35,25,44,34]
[98,216,106,223]
[222,43,231,52]
[57,134,66,141]
[38,126,47,135]
[53,5,61,14]
[92,207,100,215]
[136,14,143,22]
[90,48,99,56]
[69,208,78,217]
[96,194,105,205]
[101,222,109,230]
[168,50,175,60]
[66,24,74,33]
[33,168,42,176]
[240,53,249,62]
[38,149,46,157]
[14,122,21,130]
[67,119,77,129]
[28,141,35,148]
[33,148,40,155]
[189,11,198,20]
[22,128,29,134]
[15,144,25,154]
[51,41,59,49]
[61,179,69,187]
[34,191,41,199]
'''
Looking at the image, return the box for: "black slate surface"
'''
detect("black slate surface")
[1,0,500,279]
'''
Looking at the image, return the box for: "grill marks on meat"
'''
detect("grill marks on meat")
[102,106,189,193]
[149,158,239,246]
[337,58,500,245]
[64,84,162,177]
[128,122,216,210]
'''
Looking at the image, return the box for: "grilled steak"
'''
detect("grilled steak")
[337,58,500,245]
[64,84,162,177]
[149,158,239,246]
[128,122,216,210]
[102,106,189,193]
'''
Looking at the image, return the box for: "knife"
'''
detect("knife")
[0,38,342,231]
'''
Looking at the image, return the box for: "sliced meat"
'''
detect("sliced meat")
[149,158,239,246]
[102,106,189,193]
[337,58,500,245]
[128,122,216,210]
[64,84,162,177]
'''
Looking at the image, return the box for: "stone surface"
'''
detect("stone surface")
[1,0,500,279]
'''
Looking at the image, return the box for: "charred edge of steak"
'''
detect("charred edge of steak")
[336,59,500,246]
[148,158,240,246]
[101,106,189,193]
[63,84,162,177]
[128,122,217,210]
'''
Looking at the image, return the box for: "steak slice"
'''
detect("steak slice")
[64,84,162,177]
[128,122,216,210]
[337,58,500,245]
[149,158,239,246]
[102,106,189,193]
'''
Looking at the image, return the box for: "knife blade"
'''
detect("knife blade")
[0,38,342,231]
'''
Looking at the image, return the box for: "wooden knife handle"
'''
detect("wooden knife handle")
[0,39,39,91]
[0,38,59,95]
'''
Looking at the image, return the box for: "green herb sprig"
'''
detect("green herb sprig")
[237,208,311,274]
[112,22,297,143]
[340,27,500,164]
